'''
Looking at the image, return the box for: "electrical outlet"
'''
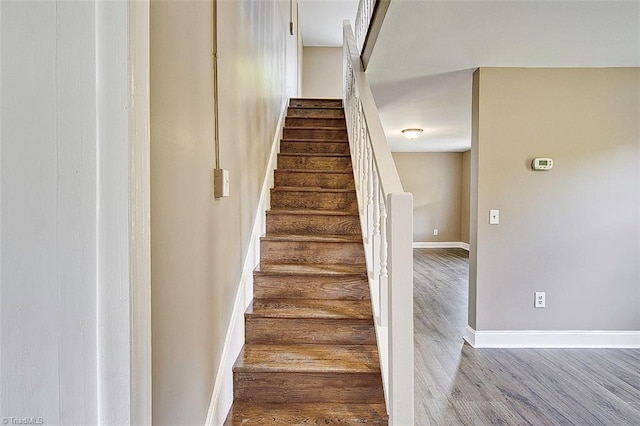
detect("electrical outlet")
[433,229,439,236]
[534,292,546,308]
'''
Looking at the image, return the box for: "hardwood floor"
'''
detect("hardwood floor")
[414,248,640,425]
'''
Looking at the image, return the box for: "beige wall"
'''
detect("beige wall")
[302,46,343,98]
[460,150,471,244]
[393,152,465,242]
[470,68,640,331]
[150,1,297,424]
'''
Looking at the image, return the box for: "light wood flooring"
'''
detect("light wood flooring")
[414,248,640,425]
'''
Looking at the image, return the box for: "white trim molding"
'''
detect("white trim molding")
[413,241,469,250]
[465,326,640,348]
[204,100,287,426]
[128,1,152,424]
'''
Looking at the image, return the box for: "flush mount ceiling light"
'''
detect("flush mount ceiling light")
[401,128,424,140]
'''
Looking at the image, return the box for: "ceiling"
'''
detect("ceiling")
[298,1,640,152]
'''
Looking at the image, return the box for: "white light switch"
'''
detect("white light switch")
[489,209,500,225]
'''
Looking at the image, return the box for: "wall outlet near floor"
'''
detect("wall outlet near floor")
[534,292,546,308]
[433,229,439,236]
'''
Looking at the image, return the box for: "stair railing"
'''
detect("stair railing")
[343,21,414,426]
[354,0,375,52]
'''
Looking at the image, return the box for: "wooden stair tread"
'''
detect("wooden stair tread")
[279,152,350,157]
[248,299,373,320]
[287,108,342,111]
[275,168,352,174]
[281,138,348,143]
[285,117,346,121]
[224,402,387,425]
[289,99,342,106]
[271,186,355,193]
[266,209,359,217]
[255,262,366,276]
[233,344,380,373]
[284,125,347,130]
[286,115,346,121]
[291,97,342,101]
[261,233,362,243]
[287,107,344,111]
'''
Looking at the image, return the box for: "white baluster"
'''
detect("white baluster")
[372,168,380,280]
[358,106,365,198]
[355,106,362,192]
[380,195,388,327]
[361,135,369,218]
[353,104,359,181]
[366,142,374,245]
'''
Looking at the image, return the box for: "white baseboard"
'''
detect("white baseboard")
[464,326,640,348]
[464,325,476,347]
[413,241,469,250]
[204,100,287,426]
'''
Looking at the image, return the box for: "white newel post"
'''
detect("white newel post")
[387,193,414,426]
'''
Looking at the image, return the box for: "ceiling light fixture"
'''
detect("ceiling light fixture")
[401,128,423,140]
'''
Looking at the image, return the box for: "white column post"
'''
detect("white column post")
[387,192,414,426]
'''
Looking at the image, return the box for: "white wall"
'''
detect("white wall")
[2,3,96,422]
[470,68,640,332]
[1,1,148,423]
[150,0,298,424]
[302,46,343,98]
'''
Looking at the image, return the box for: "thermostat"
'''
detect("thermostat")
[532,158,553,171]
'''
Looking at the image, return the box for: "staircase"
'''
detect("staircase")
[224,98,388,425]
